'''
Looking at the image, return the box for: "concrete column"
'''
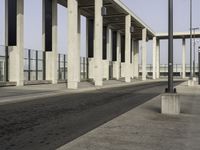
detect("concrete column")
[113,31,121,80]
[142,28,147,81]
[86,18,94,79]
[67,0,80,89]
[44,0,58,84]
[152,37,157,79]
[182,38,186,78]
[156,39,160,79]
[133,40,139,78]
[102,26,111,80]
[131,38,134,78]
[125,15,131,83]
[6,0,24,86]
[93,0,103,86]
[77,11,81,82]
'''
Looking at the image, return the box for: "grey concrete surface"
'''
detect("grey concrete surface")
[57,82,200,150]
[0,79,168,105]
[0,80,180,150]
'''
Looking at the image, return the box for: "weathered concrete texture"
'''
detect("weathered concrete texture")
[88,58,94,79]
[188,79,194,86]
[57,82,200,150]
[120,63,126,78]
[8,0,24,86]
[113,62,120,80]
[102,60,109,80]
[161,93,180,115]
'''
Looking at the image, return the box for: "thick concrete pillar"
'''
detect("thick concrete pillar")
[67,0,80,89]
[133,40,139,78]
[125,15,131,83]
[77,11,81,82]
[43,0,58,84]
[152,37,157,79]
[5,0,24,86]
[93,0,103,86]
[131,38,134,78]
[102,26,111,80]
[182,38,186,78]
[142,28,147,81]
[86,18,94,79]
[156,39,160,79]
[113,31,121,80]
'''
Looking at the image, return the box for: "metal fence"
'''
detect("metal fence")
[0,45,8,82]
[24,49,44,81]
[3,44,200,82]
[57,55,89,81]
[80,57,88,80]
[139,64,199,77]
[58,54,67,80]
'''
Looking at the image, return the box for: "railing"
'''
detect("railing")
[24,49,45,81]
[80,57,88,80]
[0,45,8,82]
[139,64,199,77]
[58,55,89,81]
[2,44,200,82]
[58,54,67,80]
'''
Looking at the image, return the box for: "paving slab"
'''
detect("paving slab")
[57,82,200,150]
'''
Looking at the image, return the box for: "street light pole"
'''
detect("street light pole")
[190,0,193,79]
[192,28,200,78]
[198,47,200,84]
[167,0,174,93]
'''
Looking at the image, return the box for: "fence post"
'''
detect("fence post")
[43,51,46,80]
[28,49,31,81]
[36,51,38,80]
[5,46,9,81]
[64,54,66,80]
[58,54,60,80]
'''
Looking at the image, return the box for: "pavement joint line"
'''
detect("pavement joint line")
[0,79,185,106]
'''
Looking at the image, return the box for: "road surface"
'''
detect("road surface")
[0,81,182,150]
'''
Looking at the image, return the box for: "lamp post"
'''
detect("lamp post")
[199,46,200,84]
[190,0,193,79]
[167,0,174,93]
[192,27,200,78]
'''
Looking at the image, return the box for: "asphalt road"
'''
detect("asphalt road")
[0,81,182,150]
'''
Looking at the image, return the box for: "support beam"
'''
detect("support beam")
[94,0,103,86]
[133,40,139,78]
[156,39,160,79]
[152,37,157,79]
[6,0,24,86]
[182,38,186,78]
[43,0,58,84]
[67,0,80,89]
[125,15,131,83]
[142,28,147,81]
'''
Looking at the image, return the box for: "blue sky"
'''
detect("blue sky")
[0,0,200,64]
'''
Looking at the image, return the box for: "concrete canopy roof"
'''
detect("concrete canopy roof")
[58,0,156,40]
[157,32,200,40]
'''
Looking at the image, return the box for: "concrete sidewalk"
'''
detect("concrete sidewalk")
[0,79,172,105]
[57,82,200,150]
